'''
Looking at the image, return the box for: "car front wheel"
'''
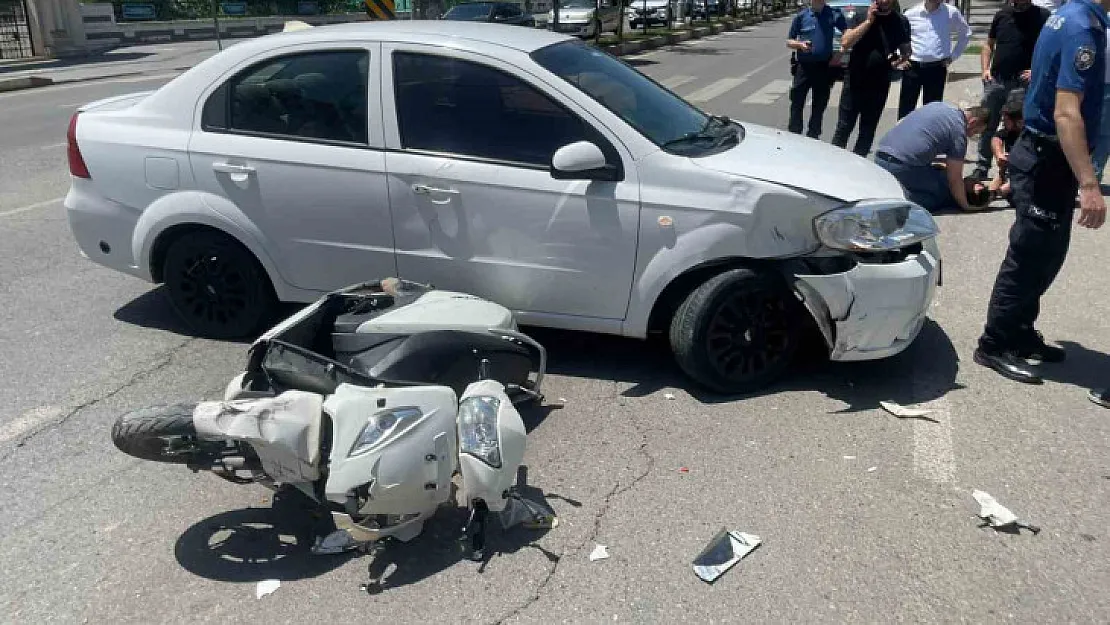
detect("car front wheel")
[669,268,802,394]
[162,230,277,340]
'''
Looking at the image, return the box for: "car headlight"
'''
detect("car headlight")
[349,407,423,457]
[458,395,501,468]
[813,199,939,252]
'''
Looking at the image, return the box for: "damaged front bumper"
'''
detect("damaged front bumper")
[791,237,941,361]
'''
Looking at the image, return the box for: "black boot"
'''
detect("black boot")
[974,348,1043,384]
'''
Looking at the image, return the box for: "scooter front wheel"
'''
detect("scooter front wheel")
[111,403,201,464]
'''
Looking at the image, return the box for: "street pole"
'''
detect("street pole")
[212,0,223,50]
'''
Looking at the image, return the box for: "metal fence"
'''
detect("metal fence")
[0,0,34,60]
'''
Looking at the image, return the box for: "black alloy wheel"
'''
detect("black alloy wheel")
[162,230,276,340]
[670,268,802,394]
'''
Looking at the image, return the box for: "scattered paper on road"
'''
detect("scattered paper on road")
[255,579,280,599]
[589,544,610,561]
[880,401,934,418]
[972,490,1040,534]
[692,528,761,583]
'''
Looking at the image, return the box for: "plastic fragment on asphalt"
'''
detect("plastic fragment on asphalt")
[499,495,559,530]
[589,544,610,561]
[664,393,676,400]
[692,528,761,583]
[867,466,878,472]
[843,455,856,460]
[255,579,280,599]
[972,490,1041,534]
[880,401,934,418]
[678,467,690,473]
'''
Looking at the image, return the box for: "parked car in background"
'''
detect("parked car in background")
[627,0,675,27]
[442,1,537,26]
[547,0,621,37]
[64,21,941,394]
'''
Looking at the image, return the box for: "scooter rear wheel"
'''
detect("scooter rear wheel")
[111,403,200,464]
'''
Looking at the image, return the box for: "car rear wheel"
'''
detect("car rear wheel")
[162,230,277,340]
[669,268,802,394]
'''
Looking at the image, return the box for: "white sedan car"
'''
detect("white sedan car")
[64,20,941,394]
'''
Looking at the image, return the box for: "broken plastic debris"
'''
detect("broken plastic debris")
[867,466,878,472]
[972,490,1041,534]
[589,544,610,561]
[692,528,761,583]
[664,393,676,400]
[255,579,280,599]
[678,467,690,474]
[843,455,856,460]
[498,495,559,530]
[880,401,934,419]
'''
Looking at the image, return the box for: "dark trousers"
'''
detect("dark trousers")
[978,132,1078,353]
[897,61,948,119]
[874,154,957,211]
[788,61,834,139]
[831,75,890,157]
[975,76,1026,175]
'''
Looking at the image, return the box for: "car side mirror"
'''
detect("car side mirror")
[551,141,618,181]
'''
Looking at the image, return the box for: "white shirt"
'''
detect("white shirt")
[904,1,972,63]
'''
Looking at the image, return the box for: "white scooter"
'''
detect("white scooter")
[111,279,555,560]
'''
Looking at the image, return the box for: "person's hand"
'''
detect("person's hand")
[799,40,813,52]
[998,152,1009,167]
[1077,184,1107,229]
[866,1,877,22]
[1021,69,1032,83]
[982,68,992,82]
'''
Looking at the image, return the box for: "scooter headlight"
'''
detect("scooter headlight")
[813,199,939,252]
[349,407,423,457]
[458,395,501,468]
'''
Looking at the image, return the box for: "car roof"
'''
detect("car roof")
[261,19,569,53]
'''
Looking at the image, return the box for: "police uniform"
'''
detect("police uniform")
[975,0,1110,383]
[787,3,849,138]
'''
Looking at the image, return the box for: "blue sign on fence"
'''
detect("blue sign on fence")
[120,3,156,20]
[297,1,320,14]
[221,2,248,15]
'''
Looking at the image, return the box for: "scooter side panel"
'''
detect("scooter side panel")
[323,384,459,515]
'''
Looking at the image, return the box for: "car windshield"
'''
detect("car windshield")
[445,3,493,18]
[531,40,740,155]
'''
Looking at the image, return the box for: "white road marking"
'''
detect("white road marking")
[742,78,793,104]
[660,74,697,89]
[826,81,903,110]
[685,77,747,103]
[737,52,792,81]
[0,406,64,444]
[911,395,956,484]
[0,196,64,218]
[40,141,67,149]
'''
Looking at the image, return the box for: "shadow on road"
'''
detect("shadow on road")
[0,51,155,75]
[174,488,355,583]
[114,286,300,343]
[524,317,963,412]
[1038,340,1110,390]
[175,470,567,589]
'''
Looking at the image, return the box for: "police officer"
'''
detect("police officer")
[786,0,849,138]
[975,0,1110,384]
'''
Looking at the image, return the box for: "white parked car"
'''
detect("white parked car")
[64,20,941,393]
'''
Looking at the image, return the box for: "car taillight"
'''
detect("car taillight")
[67,112,91,179]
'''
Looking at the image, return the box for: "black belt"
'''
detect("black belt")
[1022,128,1060,144]
[875,151,903,164]
[911,60,948,68]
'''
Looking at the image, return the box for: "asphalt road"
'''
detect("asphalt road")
[2,19,1110,623]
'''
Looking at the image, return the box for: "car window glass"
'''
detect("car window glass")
[393,52,614,167]
[212,50,369,145]
[532,39,715,154]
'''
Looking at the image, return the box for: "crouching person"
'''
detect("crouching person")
[873,101,992,212]
[988,90,1026,203]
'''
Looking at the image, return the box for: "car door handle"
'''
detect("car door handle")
[212,162,256,175]
[412,183,459,196]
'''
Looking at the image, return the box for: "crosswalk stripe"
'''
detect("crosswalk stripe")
[684,77,746,103]
[826,81,903,110]
[742,78,792,105]
[660,74,697,89]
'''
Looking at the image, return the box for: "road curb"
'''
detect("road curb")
[0,75,54,93]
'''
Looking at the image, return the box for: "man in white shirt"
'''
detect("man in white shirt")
[898,0,972,119]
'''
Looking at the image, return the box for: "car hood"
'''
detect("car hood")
[689,122,907,202]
